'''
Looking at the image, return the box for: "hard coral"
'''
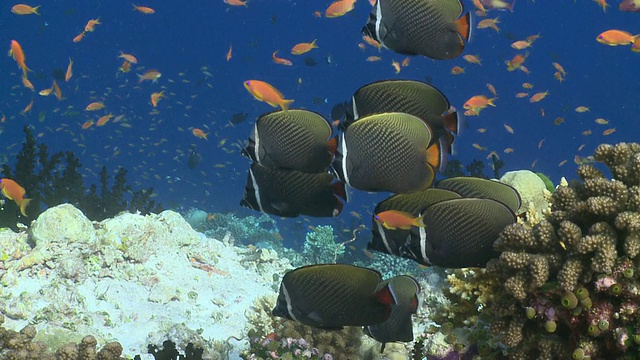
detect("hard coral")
[478,142,640,358]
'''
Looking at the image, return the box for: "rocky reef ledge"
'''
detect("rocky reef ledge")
[0,204,291,359]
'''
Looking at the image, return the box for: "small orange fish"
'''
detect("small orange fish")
[575,106,590,113]
[0,178,31,216]
[602,128,616,136]
[11,4,40,15]
[391,60,401,74]
[366,56,382,62]
[515,92,528,98]
[272,51,293,66]
[506,52,528,71]
[86,102,105,111]
[81,120,94,129]
[594,0,610,12]
[22,99,34,114]
[120,60,131,73]
[596,30,638,46]
[52,80,62,100]
[243,80,294,110]
[224,0,248,6]
[9,40,30,76]
[325,0,356,18]
[150,91,164,107]
[291,40,318,55]
[96,113,113,127]
[65,57,73,82]
[529,91,549,103]
[462,54,482,65]
[22,76,35,91]
[486,83,497,96]
[119,52,138,64]
[73,32,86,43]
[84,17,101,32]
[192,128,209,140]
[554,117,564,125]
[39,86,54,96]
[582,129,592,136]
[552,62,566,76]
[362,35,382,51]
[374,210,424,230]
[595,118,609,125]
[226,44,233,61]
[522,82,534,89]
[463,95,496,110]
[138,69,162,83]
[476,17,500,32]
[511,40,532,50]
[503,123,514,134]
[401,57,410,67]
[132,4,155,13]
[450,66,465,75]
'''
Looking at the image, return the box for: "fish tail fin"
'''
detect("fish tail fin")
[414,215,426,228]
[20,198,31,217]
[425,142,442,170]
[33,5,41,15]
[488,97,498,107]
[508,0,516,12]
[280,99,295,111]
[311,39,318,48]
[455,13,472,42]
[327,136,338,155]
[442,110,463,135]
[137,73,143,83]
[332,181,348,202]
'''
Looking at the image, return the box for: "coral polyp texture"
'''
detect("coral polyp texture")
[484,142,640,359]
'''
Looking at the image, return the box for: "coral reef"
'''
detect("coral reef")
[0,203,291,358]
[0,314,126,359]
[0,126,161,228]
[301,225,344,265]
[439,143,640,359]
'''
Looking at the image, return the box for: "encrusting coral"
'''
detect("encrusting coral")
[0,313,125,359]
[475,142,640,359]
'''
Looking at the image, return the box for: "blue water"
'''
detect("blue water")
[2,0,639,247]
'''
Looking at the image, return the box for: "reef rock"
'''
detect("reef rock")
[0,204,291,359]
[500,170,549,223]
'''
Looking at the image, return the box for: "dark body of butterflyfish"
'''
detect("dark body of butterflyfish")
[370,177,520,268]
[369,188,461,257]
[241,109,337,173]
[338,79,462,154]
[240,163,346,218]
[364,275,421,352]
[272,264,394,329]
[331,112,442,194]
[362,0,471,60]
[406,197,517,268]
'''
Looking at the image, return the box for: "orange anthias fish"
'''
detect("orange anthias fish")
[150,91,164,107]
[85,17,101,32]
[85,101,105,111]
[506,52,528,71]
[52,80,62,100]
[0,178,31,216]
[291,39,318,55]
[119,52,138,64]
[272,51,293,66]
[132,4,155,14]
[73,32,86,43]
[243,80,294,110]
[120,60,132,73]
[96,113,113,127]
[9,40,30,76]
[596,30,639,46]
[594,0,610,12]
[12,4,40,15]
[65,57,73,82]
[529,91,549,103]
[374,210,425,230]
[463,95,497,111]
[224,0,248,6]
[192,128,209,140]
[226,44,233,61]
[325,0,356,18]
[138,69,162,83]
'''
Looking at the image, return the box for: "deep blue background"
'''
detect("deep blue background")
[1,0,639,247]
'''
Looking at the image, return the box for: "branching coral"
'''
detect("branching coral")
[468,142,640,358]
